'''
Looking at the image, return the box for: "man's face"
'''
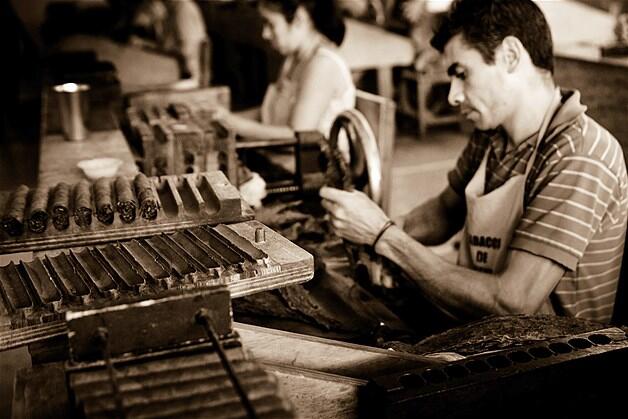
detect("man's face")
[443,34,511,131]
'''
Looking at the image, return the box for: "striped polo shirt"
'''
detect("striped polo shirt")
[448,90,628,323]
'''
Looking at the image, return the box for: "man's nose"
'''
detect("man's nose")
[448,78,464,107]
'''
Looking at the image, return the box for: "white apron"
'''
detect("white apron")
[458,90,561,274]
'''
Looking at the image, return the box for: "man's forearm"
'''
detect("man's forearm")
[319,186,564,318]
[376,225,500,318]
[375,225,564,319]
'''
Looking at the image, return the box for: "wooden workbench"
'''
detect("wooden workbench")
[237,322,439,418]
[39,68,138,188]
[38,130,138,188]
[9,322,439,419]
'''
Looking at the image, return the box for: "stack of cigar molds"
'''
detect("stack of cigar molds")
[0,170,314,332]
[123,86,238,183]
[0,171,252,254]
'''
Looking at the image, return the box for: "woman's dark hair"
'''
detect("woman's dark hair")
[431,0,554,73]
[260,0,346,46]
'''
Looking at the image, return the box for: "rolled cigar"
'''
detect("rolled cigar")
[51,182,71,231]
[94,178,114,225]
[134,173,159,220]
[114,176,136,223]
[1,184,29,236]
[73,180,92,227]
[28,187,50,233]
[325,146,352,190]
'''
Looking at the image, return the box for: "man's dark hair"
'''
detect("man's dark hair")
[431,0,554,73]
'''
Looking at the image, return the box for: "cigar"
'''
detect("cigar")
[114,176,136,223]
[73,180,92,227]
[134,173,159,221]
[94,178,114,225]
[28,187,50,233]
[1,184,29,236]
[325,146,352,190]
[51,182,71,230]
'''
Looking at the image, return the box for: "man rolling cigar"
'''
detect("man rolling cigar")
[321,0,628,324]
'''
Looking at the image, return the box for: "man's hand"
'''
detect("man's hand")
[319,186,389,246]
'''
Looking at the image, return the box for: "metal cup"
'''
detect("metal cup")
[53,83,90,141]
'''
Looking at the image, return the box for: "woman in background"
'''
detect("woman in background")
[214,0,355,207]
[215,0,355,142]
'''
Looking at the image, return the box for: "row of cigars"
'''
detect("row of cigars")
[1,173,158,237]
[0,171,249,253]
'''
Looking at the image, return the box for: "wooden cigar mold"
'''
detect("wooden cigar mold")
[17,288,297,418]
[0,171,252,254]
[0,220,314,332]
[123,86,238,184]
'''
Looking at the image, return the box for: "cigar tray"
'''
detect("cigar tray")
[0,171,253,254]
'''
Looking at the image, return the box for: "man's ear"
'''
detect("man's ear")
[499,36,524,73]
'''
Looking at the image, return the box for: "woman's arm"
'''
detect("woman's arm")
[216,106,294,141]
[217,112,294,141]
[234,107,261,120]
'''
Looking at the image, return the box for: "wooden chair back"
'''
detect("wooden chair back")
[355,89,396,215]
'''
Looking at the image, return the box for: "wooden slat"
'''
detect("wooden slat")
[235,322,438,380]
